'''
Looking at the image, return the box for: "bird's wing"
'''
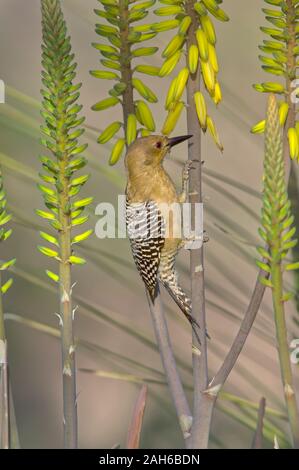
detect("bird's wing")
[126,200,165,297]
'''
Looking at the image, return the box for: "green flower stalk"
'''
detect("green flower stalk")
[257,94,299,448]
[0,168,15,449]
[91,0,159,164]
[92,1,196,445]
[39,0,93,448]
[154,0,228,448]
[252,0,299,163]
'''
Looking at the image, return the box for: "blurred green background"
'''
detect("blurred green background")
[0,0,298,449]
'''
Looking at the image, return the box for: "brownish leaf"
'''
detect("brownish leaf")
[126,385,148,449]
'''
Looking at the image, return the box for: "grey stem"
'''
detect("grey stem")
[0,274,10,449]
[185,0,209,449]
[252,397,266,449]
[147,289,192,447]
[119,0,191,447]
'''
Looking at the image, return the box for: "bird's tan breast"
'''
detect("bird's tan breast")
[126,167,178,203]
[126,167,182,251]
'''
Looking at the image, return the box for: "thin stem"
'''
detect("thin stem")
[280,0,299,447]
[286,0,299,312]
[146,290,192,446]
[214,274,267,387]
[126,385,147,449]
[252,397,266,449]
[193,270,268,446]
[284,0,297,176]
[272,261,299,448]
[185,0,209,449]
[119,0,191,445]
[57,107,78,449]
[0,274,10,449]
[40,0,80,447]
[185,1,299,448]
[9,386,19,449]
[119,0,135,135]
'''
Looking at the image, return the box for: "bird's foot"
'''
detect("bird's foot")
[182,159,196,182]
[179,160,197,203]
[181,230,209,250]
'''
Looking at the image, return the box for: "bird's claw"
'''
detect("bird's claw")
[182,160,196,182]
[182,230,209,250]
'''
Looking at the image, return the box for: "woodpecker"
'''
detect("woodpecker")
[125,134,200,338]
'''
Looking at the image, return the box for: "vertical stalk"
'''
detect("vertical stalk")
[40,0,91,448]
[58,203,77,448]
[119,0,135,135]
[257,94,299,447]
[272,260,299,448]
[285,0,299,323]
[56,87,77,450]
[185,0,209,449]
[0,273,10,449]
[277,0,299,447]
[252,397,266,449]
[284,0,296,174]
[119,0,192,445]
[147,291,192,445]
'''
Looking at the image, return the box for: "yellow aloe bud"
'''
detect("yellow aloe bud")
[165,76,178,110]
[251,119,266,134]
[200,15,216,45]
[194,3,208,16]
[261,82,285,93]
[202,0,218,11]
[154,6,183,16]
[163,34,185,58]
[92,96,119,111]
[278,102,289,127]
[288,127,299,160]
[207,116,223,151]
[179,16,192,35]
[97,121,122,144]
[196,29,209,61]
[208,43,219,73]
[188,44,199,74]
[132,78,157,103]
[126,114,137,146]
[90,70,119,80]
[135,65,160,75]
[201,60,215,95]
[109,138,126,165]
[173,68,189,101]
[202,0,229,22]
[211,7,229,22]
[132,47,158,57]
[151,19,180,32]
[162,101,185,135]
[159,50,182,76]
[135,100,156,131]
[194,91,207,131]
[213,82,222,105]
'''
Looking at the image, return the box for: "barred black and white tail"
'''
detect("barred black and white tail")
[158,250,202,344]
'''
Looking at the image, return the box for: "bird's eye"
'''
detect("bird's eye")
[155,141,162,149]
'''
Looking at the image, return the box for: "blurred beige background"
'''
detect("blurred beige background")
[0,0,298,448]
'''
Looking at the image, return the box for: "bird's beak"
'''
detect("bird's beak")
[168,135,193,148]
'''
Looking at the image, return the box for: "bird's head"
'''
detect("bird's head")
[125,134,192,174]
